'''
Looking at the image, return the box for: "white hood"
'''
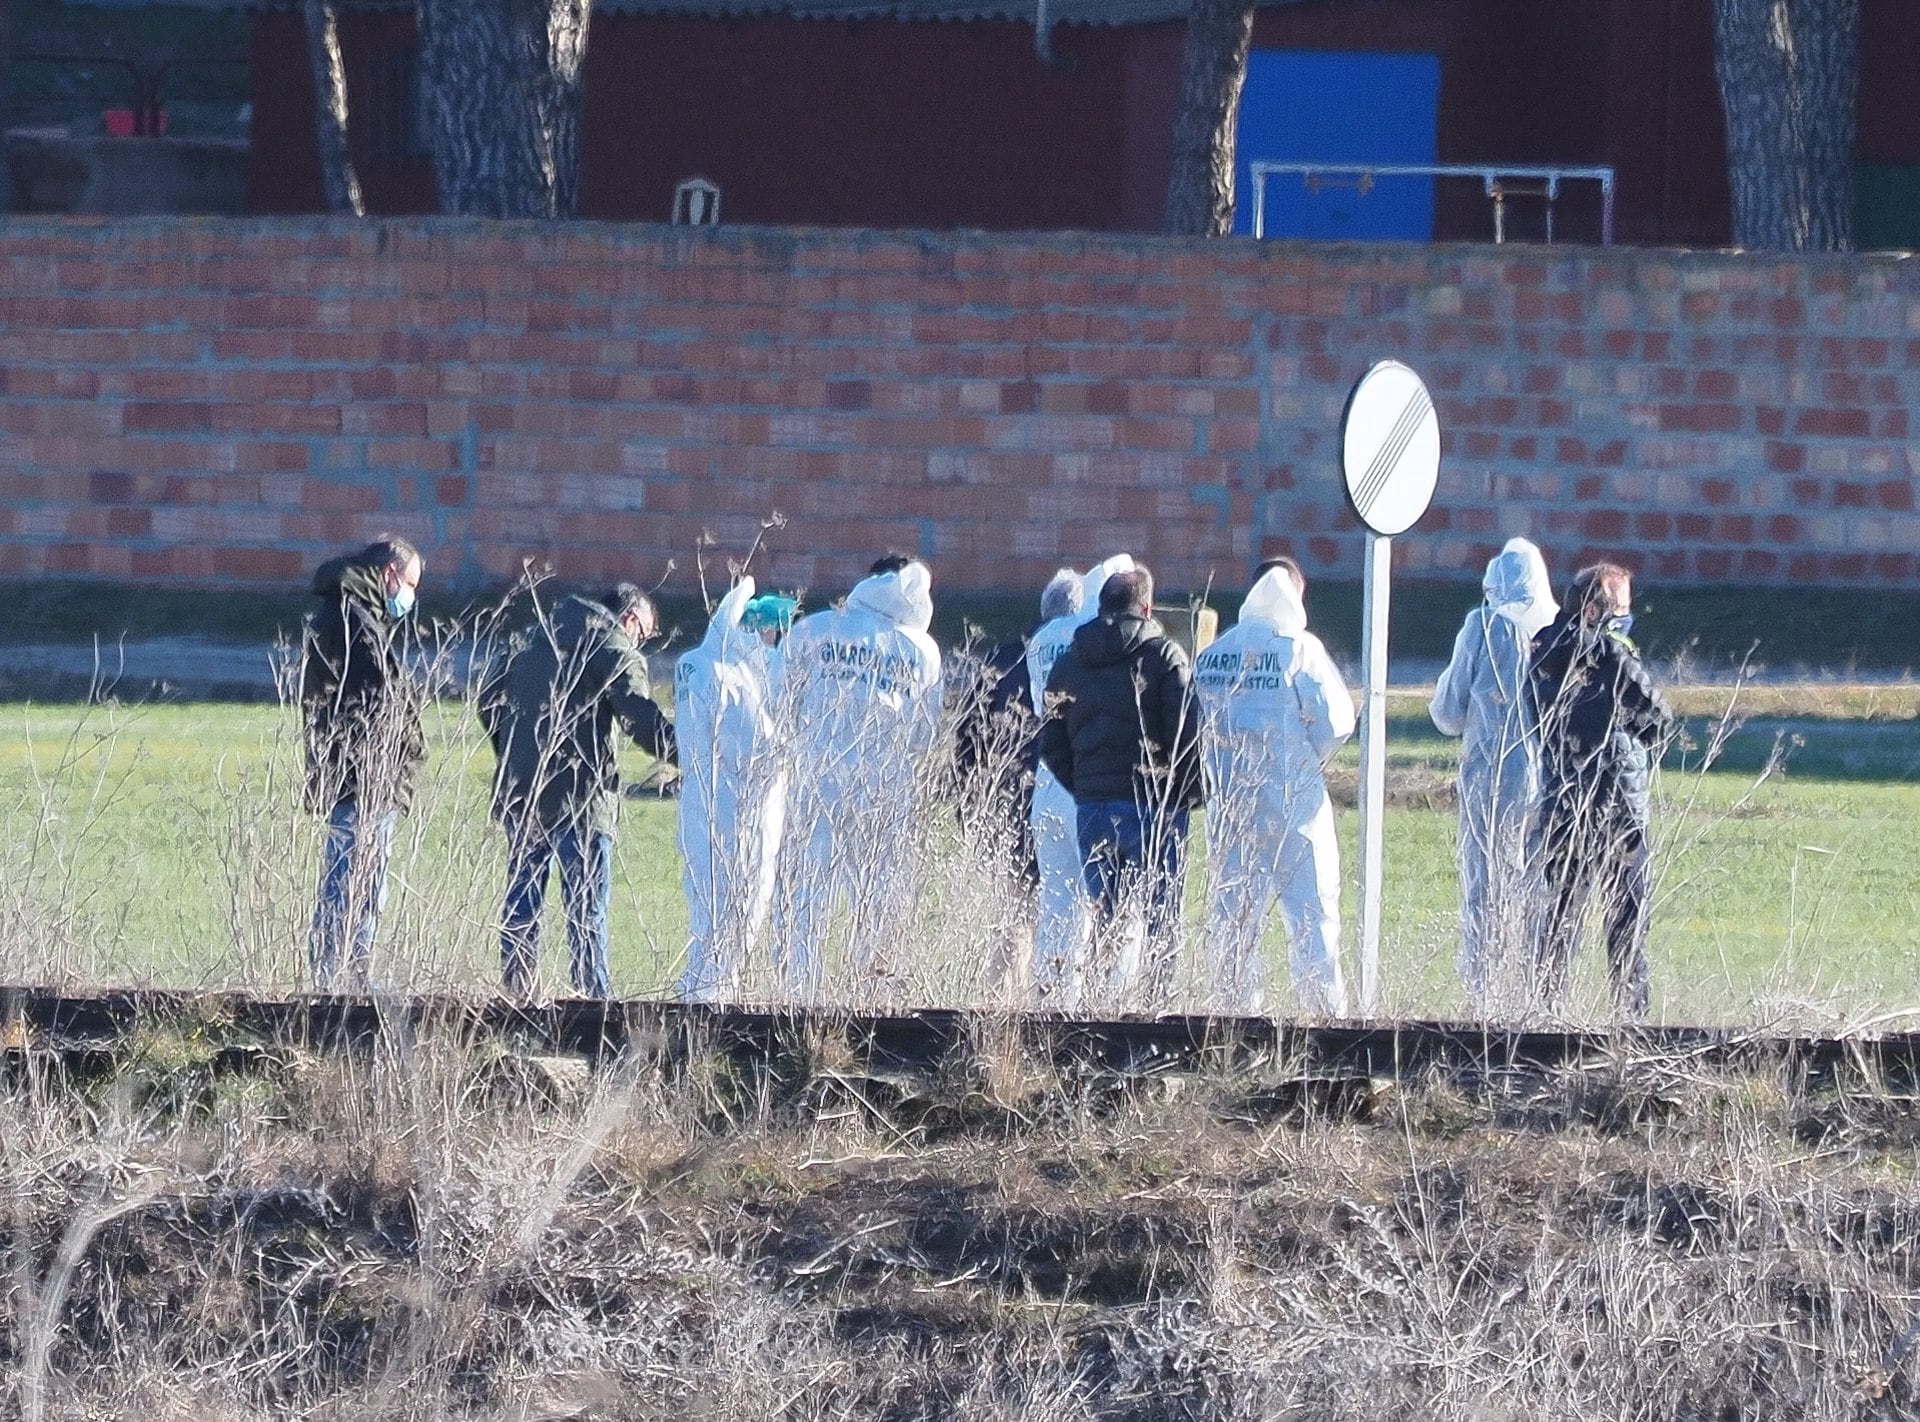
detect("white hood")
[1483,538,1557,641]
[846,560,934,634]
[1078,553,1136,624]
[699,576,757,663]
[1238,566,1308,635]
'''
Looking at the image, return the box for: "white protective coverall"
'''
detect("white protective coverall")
[1194,568,1356,1016]
[1023,553,1135,1005]
[772,563,943,997]
[674,577,787,1001]
[1428,537,1557,1008]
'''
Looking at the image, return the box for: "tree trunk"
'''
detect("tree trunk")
[1711,0,1861,251]
[1163,0,1257,236]
[415,0,594,219]
[303,0,365,217]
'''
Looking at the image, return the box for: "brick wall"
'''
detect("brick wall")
[1,218,1916,598]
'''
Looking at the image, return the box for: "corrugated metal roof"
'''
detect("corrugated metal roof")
[198,0,1315,26]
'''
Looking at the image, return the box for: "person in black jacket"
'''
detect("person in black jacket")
[1039,566,1203,1001]
[477,584,678,999]
[1527,561,1674,1018]
[950,570,1084,994]
[299,536,426,990]
[952,635,1039,884]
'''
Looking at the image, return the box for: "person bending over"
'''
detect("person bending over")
[479,583,677,1000]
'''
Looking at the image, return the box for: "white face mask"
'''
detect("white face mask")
[386,583,416,620]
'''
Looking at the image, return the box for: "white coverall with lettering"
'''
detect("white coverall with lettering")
[1428,537,1558,1009]
[772,563,943,997]
[1023,553,1135,1005]
[675,577,787,1001]
[1194,568,1356,1016]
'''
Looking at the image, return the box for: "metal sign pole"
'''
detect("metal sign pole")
[1356,530,1390,1017]
[1338,357,1438,1023]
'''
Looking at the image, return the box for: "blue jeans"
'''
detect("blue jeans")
[501,823,614,999]
[309,798,399,991]
[1077,799,1190,994]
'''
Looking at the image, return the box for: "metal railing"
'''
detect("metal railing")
[16,51,249,137]
[1250,161,1617,245]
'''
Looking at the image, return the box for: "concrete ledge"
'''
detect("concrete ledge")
[5,128,248,215]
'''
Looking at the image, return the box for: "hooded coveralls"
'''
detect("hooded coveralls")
[1193,569,1356,1016]
[674,578,788,1001]
[772,564,943,996]
[1023,553,1135,1004]
[1428,538,1558,1009]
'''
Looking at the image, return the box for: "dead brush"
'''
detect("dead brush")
[4,1028,1920,1418]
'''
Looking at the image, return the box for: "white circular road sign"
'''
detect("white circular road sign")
[1340,360,1440,537]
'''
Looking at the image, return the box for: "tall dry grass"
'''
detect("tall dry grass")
[0,1024,1915,1418]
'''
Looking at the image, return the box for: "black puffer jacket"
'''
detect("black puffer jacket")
[1040,613,1203,811]
[1527,612,1673,827]
[477,594,678,837]
[300,552,426,815]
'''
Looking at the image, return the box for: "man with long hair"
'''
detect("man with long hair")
[1527,562,1673,1018]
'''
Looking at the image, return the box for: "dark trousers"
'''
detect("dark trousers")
[1076,799,1190,999]
[309,797,398,991]
[1534,810,1652,1018]
[501,823,614,999]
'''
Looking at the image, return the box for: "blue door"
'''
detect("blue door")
[1234,50,1441,240]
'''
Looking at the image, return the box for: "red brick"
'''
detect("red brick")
[124,402,212,434]
[1659,404,1741,434]
[1582,508,1628,540]
[88,470,135,503]
[1700,479,1736,506]
[1764,441,1805,473]
[1794,408,1871,438]
[999,381,1040,414]
[1764,515,1803,543]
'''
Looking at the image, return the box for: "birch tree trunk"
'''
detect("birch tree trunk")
[303,0,365,217]
[415,0,594,219]
[1711,0,1861,251]
[1163,0,1257,236]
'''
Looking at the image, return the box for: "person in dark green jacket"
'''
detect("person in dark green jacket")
[300,536,426,990]
[478,584,678,998]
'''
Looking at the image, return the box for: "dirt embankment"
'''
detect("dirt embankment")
[2,1031,1918,1420]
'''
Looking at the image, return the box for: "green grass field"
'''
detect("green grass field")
[0,697,1913,1026]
